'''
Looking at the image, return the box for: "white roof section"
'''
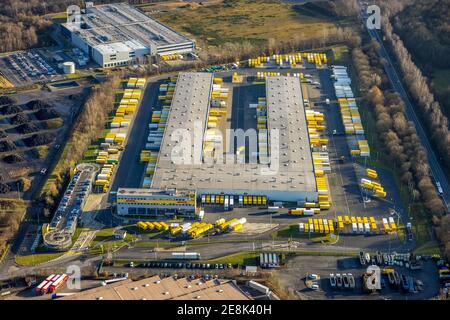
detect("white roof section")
[63,2,193,48]
[266,76,315,180]
[94,42,132,55]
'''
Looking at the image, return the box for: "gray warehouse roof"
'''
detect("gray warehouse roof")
[63,3,192,48]
[150,73,316,199]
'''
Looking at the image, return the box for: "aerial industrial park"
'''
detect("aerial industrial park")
[0,0,449,307]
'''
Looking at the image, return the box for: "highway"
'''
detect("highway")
[359,2,450,212]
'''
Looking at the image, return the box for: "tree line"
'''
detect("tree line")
[380,13,450,171]
[39,74,122,214]
[0,0,174,54]
[352,44,449,260]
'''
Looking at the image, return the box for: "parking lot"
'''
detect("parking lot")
[0,49,62,86]
[274,255,441,300]
[50,164,98,231]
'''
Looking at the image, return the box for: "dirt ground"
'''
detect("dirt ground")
[0,86,89,200]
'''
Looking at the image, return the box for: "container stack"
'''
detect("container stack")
[304,52,327,67]
[288,208,320,215]
[215,217,247,233]
[305,106,332,211]
[141,79,177,188]
[204,79,228,157]
[258,129,269,164]
[95,77,146,192]
[366,168,378,179]
[256,71,281,80]
[357,140,370,157]
[186,222,214,238]
[338,98,362,135]
[159,54,182,61]
[247,52,325,68]
[360,178,387,198]
[298,218,335,234]
[312,153,331,173]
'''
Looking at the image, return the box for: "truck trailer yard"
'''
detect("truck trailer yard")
[0,55,425,302]
[0,0,449,308]
[93,62,407,254]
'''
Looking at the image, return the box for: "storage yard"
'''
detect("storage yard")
[274,254,441,300]
[0,88,88,199]
[96,51,408,254]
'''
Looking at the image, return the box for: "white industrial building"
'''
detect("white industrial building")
[116,188,197,218]
[61,2,195,68]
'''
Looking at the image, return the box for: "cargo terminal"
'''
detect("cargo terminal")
[116,72,320,217]
[116,188,197,217]
[61,2,195,68]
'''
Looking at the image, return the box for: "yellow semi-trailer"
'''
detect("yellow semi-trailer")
[304,202,317,208]
[289,208,304,215]
[153,222,162,230]
[145,222,155,230]
[159,222,169,231]
[214,218,226,226]
[137,221,148,230]
[232,224,243,232]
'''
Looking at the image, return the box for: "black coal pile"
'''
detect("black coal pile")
[34,108,61,120]
[0,105,22,115]
[25,99,52,110]
[0,95,16,106]
[0,140,16,152]
[24,132,56,147]
[10,113,29,125]
[3,154,23,163]
[15,123,40,134]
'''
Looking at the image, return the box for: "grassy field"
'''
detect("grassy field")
[15,252,64,266]
[272,224,339,244]
[203,251,260,266]
[87,227,137,255]
[151,0,348,47]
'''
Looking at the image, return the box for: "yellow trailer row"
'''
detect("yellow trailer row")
[215,218,247,232]
[187,222,213,238]
[361,178,387,198]
[243,195,267,206]
[203,194,226,204]
[337,215,378,231]
[256,72,281,79]
[382,217,397,233]
[366,168,378,179]
[126,77,146,89]
[299,218,335,234]
[304,52,327,66]
[137,221,169,231]
[160,54,182,61]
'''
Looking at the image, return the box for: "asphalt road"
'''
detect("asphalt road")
[108,79,163,200]
[359,2,450,212]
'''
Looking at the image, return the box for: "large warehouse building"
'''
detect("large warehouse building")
[61,2,195,67]
[116,72,318,217]
[151,73,317,201]
[61,276,250,300]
